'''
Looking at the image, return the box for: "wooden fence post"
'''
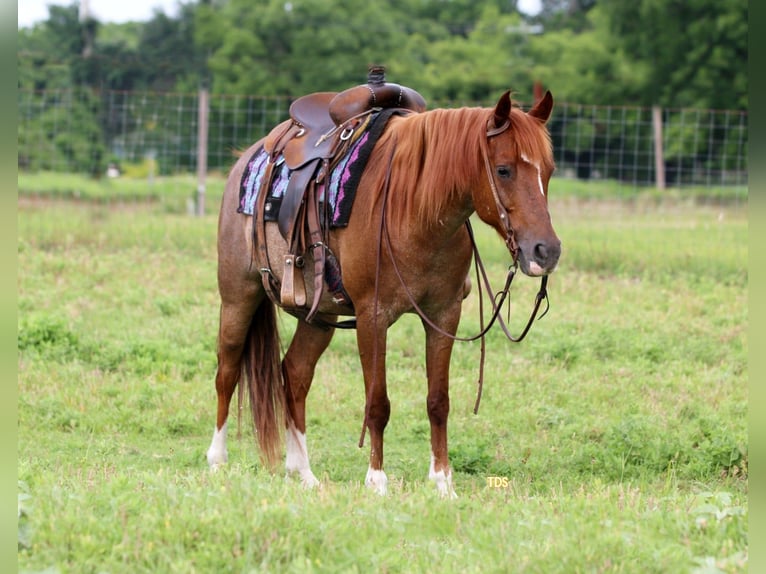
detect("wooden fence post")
[652,105,665,190]
[196,88,209,216]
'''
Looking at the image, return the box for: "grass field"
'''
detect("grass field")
[17,182,747,573]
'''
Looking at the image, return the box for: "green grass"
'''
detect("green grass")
[17,170,747,213]
[17,195,747,573]
[550,178,747,205]
[17,171,227,214]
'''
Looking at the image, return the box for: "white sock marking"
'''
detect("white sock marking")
[365,466,388,496]
[206,422,228,468]
[521,153,545,197]
[285,423,320,488]
[429,453,457,499]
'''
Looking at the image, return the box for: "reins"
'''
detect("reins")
[358,143,397,448]
[358,119,551,447]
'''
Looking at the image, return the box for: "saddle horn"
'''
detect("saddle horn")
[329,65,427,125]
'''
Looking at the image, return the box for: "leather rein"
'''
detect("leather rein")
[358,115,551,447]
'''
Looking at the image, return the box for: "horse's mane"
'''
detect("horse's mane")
[361,102,553,230]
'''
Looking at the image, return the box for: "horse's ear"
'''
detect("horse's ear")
[493,90,513,128]
[528,90,553,123]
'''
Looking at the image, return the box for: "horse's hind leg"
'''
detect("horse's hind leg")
[282,319,336,487]
[206,296,260,468]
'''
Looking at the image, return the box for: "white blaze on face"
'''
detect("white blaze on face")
[521,153,545,197]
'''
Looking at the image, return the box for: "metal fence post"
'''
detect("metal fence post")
[652,105,665,190]
[196,88,209,216]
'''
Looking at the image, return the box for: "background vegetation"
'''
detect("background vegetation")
[18,0,748,109]
[18,0,748,180]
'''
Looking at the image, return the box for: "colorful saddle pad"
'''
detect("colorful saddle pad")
[238,109,398,227]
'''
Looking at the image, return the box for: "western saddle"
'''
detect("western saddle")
[254,66,426,324]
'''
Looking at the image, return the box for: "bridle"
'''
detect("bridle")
[386,117,550,342]
[477,114,551,341]
[483,117,519,260]
[358,115,551,447]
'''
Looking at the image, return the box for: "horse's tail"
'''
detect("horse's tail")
[242,299,285,469]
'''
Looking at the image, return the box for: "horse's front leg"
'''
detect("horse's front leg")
[423,313,461,499]
[282,318,336,488]
[356,317,391,495]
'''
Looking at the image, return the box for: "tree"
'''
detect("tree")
[18,89,106,176]
[527,6,647,105]
[137,4,206,91]
[17,5,89,91]
[534,0,597,32]
[599,0,747,109]
[199,0,547,102]
[411,7,537,103]
[202,0,416,96]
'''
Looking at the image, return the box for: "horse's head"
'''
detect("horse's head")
[475,90,561,277]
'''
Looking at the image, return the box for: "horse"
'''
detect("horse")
[206,88,561,498]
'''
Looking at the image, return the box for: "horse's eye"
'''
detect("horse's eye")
[496,166,513,179]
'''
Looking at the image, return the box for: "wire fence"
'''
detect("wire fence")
[18,88,748,189]
[549,103,747,187]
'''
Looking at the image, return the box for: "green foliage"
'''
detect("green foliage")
[203,0,410,96]
[18,90,107,176]
[17,0,748,110]
[414,8,536,101]
[17,0,747,185]
[599,0,748,109]
[137,4,206,91]
[119,157,159,179]
[528,7,649,106]
[18,314,79,359]
[18,1,204,93]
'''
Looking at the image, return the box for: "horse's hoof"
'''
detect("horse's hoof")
[365,467,388,496]
[207,425,228,468]
[297,471,321,489]
[436,483,458,499]
[429,467,457,499]
[206,450,227,469]
[302,476,320,489]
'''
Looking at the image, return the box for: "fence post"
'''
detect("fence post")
[196,88,209,216]
[652,105,665,190]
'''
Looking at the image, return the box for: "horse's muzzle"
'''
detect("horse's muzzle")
[517,238,561,277]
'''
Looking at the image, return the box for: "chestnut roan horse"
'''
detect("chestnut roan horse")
[206,84,561,498]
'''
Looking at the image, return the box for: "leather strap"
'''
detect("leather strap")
[280,158,320,241]
[305,179,326,323]
[482,117,518,260]
[280,254,307,308]
[254,159,282,305]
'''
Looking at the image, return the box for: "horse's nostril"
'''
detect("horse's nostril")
[534,243,548,262]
